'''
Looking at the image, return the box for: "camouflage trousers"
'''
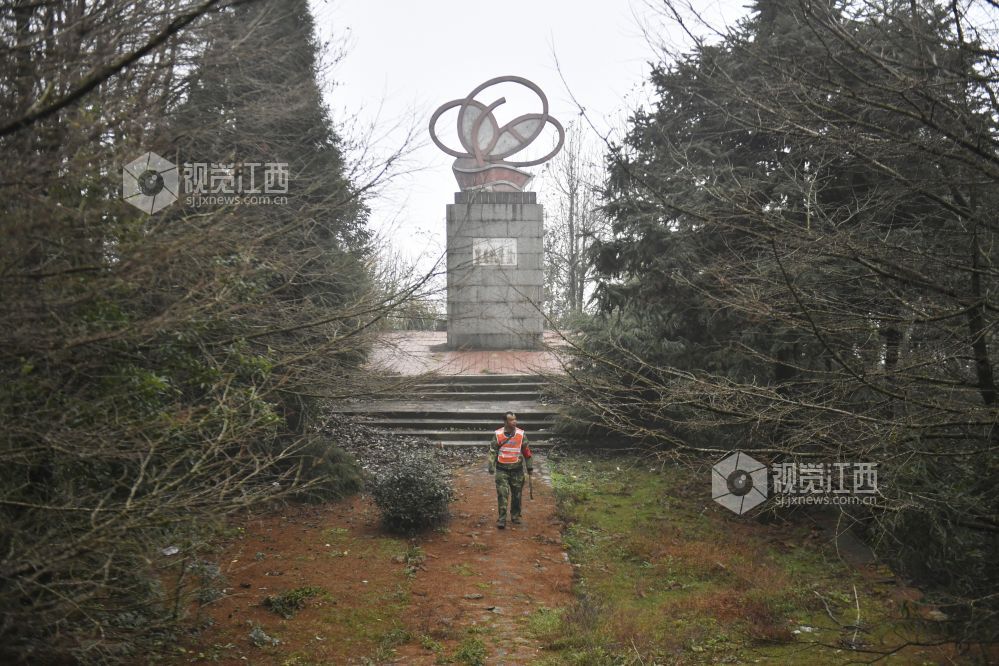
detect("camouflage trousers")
[495,466,525,521]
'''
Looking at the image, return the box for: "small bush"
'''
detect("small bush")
[370,451,454,533]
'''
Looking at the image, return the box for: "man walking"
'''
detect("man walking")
[488,411,533,529]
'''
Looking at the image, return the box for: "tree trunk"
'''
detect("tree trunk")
[967,224,997,406]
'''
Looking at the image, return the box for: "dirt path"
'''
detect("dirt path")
[171,452,572,665]
[392,453,573,664]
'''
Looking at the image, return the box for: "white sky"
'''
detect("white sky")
[308,0,743,272]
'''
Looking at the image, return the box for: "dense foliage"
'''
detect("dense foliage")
[560,0,999,641]
[0,1,401,661]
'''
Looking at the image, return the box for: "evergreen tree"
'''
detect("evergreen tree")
[570,0,999,636]
[176,0,370,294]
[170,0,377,434]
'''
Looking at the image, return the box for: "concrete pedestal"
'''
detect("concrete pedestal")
[446,191,543,350]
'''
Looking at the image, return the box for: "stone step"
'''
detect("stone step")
[360,417,554,429]
[339,403,559,420]
[407,391,541,401]
[425,440,559,448]
[411,382,546,393]
[418,374,546,384]
[355,411,559,421]
[389,429,555,441]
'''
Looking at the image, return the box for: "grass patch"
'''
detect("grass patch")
[420,633,445,653]
[262,586,326,619]
[450,562,476,577]
[527,606,563,645]
[403,543,426,578]
[539,453,946,664]
[452,636,486,665]
[372,624,412,662]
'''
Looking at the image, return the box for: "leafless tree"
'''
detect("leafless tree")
[538,121,610,325]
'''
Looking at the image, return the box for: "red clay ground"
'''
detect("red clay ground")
[168,454,571,665]
[390,461,572,664]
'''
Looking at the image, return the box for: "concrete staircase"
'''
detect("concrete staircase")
[340,374,558,447]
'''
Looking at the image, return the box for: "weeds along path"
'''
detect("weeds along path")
[392,453,573,664]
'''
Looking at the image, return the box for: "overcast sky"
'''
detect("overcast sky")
[309,0,743,272]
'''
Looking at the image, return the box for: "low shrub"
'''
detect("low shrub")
[370,451,454,533]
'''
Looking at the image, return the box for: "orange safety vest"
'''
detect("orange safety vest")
[495,427,525,465]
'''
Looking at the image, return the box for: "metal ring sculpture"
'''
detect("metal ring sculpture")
[429,75,565,169]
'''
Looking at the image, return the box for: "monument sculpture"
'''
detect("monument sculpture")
[430,76,564,350]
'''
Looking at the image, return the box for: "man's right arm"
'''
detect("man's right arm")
[487,434,497,474]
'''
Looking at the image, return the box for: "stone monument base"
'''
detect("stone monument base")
[446,191,543,350]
